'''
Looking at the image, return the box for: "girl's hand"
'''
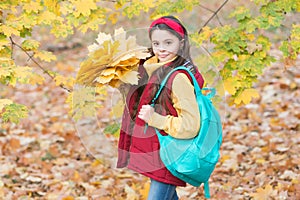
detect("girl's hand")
[138,105,154,123]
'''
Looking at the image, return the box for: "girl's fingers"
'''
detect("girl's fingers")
[138,105,153,122]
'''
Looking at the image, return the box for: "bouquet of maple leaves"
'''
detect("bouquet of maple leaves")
[76,28,151,89]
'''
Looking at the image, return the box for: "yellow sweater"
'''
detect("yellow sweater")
[144,57,200,139]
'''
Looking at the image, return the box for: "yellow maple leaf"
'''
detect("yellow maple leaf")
[21,39,40,51]
[200,26,213,40]
[0,24,20,37]
[112,56,139,67]
[224,77,241,95]
[111,48,148,66]
[114,27,126,42]
[108,79,121,88]
[44,0,61,15]
[38,11,58,25]
[88,32,112,53]
[54,75,74,88]
[73,0,97,17]
[100,67,116,76]
[13,66,45,85]
[92,41,119,62]
[0,99,13,110]
[116,70,139,85]
[125,36,138,51]
[23,0,43,13]
[34,50,57,62]
[234,88,260,105]
[94,74,115,84]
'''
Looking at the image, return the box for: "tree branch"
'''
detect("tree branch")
[10,37,14,59]
[198,0,230,34]
[199,4,223,27]
[9,37,72,93]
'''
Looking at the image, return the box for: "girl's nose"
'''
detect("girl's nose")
[158,46,166,51]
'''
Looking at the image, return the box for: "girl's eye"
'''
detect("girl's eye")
[166,41,172,45]
[152,42,159,46]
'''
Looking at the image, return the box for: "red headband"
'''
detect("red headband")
[149,17,185,38]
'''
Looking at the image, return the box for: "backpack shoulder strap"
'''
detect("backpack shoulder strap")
[151,66,203,106]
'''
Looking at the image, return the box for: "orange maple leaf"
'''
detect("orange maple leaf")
[250,184,277,200]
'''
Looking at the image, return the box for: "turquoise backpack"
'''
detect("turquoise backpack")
[151,66,223,199]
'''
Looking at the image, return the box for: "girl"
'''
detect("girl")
[117,16,204,200]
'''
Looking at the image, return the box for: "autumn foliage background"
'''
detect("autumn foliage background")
[0,0,300,199]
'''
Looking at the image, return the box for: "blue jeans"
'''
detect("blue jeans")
[147,179,179,200]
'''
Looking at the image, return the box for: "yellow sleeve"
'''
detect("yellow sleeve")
[148,73,200,139]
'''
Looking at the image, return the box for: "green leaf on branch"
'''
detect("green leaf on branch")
[229,6,251,21]
[213,25,236,43]
[104,123,120,135]
[21,39,40,51]
[220,59,237,79]
[252,0,269,6]
[211,50,233,64]
[0,24,20,37]
[78,10,107,33]
[150,0,199,19]
[33,50,57,62]
[236,54,263,74]
[280,24,300,59]
[191,27,213,45]
[50,21,74,38]
[0,58,15,85]
[279,41,289,57]
[256,35,272,51]
[1,103,28,124]
[275,0,298,13]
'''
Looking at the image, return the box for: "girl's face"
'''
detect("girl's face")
[151,29,183,62]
